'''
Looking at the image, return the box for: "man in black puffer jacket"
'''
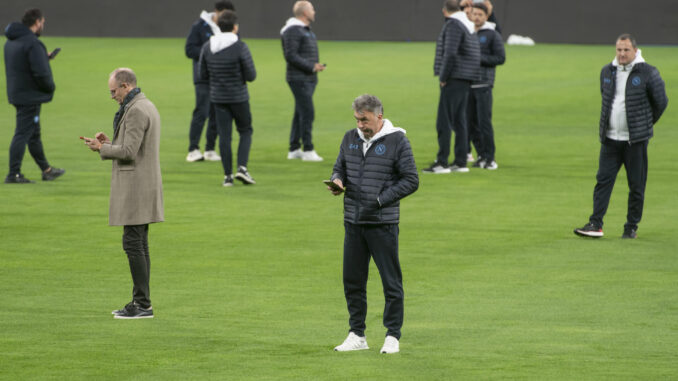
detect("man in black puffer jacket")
[280,1,326,162]
[4,8,64,183]
[424,0,480,174]
[329,95,418,354]
[574,34,667,240]
[199,11,256,187]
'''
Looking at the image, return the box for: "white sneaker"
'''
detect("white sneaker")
[186,149,204,162]
[380,335,400,354]
[204,150,221,161]
[467,153,475,162]
[450,164,469,173]
[302,150,323,162]
[484,160,498,170]
[334,332,369,352]
[287,149,303,160]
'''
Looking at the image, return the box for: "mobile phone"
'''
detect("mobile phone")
[323,179,344,193]
[49,48,61,59]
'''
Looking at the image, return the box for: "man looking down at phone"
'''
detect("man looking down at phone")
[82,68,164,319]
[329,94,419,354]
[4,8,64,183]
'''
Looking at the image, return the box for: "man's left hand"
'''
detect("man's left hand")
[82,136,102,151]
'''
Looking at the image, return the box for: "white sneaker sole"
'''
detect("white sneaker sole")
[334,345,369,352]
[451,168,469,173]
[574,230,603,238]
[423,169,452,174]
[235,174,256,185]
[114,315,154,319]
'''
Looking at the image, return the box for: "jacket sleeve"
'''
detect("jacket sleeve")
[99,107,147,161]
[439,23,463,81]
[282,28,315,74]
[481,31,505,67]
[198,44,209,82]
[240,43,257,82]
[29,41,55,94]
[647,66,668,124]
[185,22,204,60]
[331,135,347,183]
[378,135,419,207]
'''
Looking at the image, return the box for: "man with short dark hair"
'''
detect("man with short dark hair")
[329,94,419,354]
[281,0,326,162]
[82,68,164,319]
[4,8,64,183]
[574,35,667,239]
[184,1,235,163]
[467,2,504,170]
[199,10,257,187]
[424,0,480,174]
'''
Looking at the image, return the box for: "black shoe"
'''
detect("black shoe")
[622,228,637,239]
[223,175,234,187]
[42,167,65,181]
[112,301,134,315]
[574,222,603,238]
[113,303,153,319]
[4,173,34,184]
[234,166,256,185]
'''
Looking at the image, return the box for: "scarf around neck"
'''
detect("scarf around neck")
[113,87,141,133]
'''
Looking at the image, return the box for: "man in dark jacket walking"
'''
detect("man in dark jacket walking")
[467,2,504,170]
[424,0,480,174]
[281,0,326,162]
[184,1,235,163]
[329,94,419,354]
[199,11,256,187]
[4,8,64,183]
[574,34,667,239]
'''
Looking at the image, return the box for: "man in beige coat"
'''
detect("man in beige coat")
[83,68,163,319]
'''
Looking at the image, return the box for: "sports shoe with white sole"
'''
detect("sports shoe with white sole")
[422,162,451,174]
[186,149,204,162]
[302,150,323,162]
[467,153,475,162]
[574,222,603,238]
[204,150,221,161]
[223,175,234,187]
[334,332,369,352]
[380,335,400,354]
[450,164,469,173]
[287,149,303,159]
[113,303,154,319]
[234,166,256,185]
[484,160,498,170]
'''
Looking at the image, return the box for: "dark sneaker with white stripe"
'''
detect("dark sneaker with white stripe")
[42,167,65,181]
[112,301,134,315]
[223,175,234,187]
[422,162,451,174]
[114,303,153,319]
[574,222,603,238]
[622,228,637,239]
[234,166,256,185]
[4,173,34,183]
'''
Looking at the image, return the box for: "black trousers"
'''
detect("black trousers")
[436,79,471,167]
[590,138,649,231]
[122,224,151,309]
[214,101,253,176]
[287,81,316,152]
[8,104,50,176]
[467,86,496,162]
[343,222,403,339]
[188,83,217,152]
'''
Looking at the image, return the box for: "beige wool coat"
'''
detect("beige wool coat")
[99,93,164,226]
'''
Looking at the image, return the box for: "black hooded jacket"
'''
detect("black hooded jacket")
[4,22,55,105]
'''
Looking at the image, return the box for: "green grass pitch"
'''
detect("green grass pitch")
[1,37,677,379]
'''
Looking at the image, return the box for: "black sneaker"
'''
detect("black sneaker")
[472,159,486,168]
[234,166,256,185]
[622,228,637,239]
[422,162,451,174]
[42,167,65,181]
[113,303,154,319]
[112,301,134,315]
[223,175,234,187]
[4,173,34,184]
[574,222,603,238]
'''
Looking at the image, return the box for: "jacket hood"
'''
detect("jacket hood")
[357,119,406,143]
[280,17,307,35]
[4,22,32,40]
[612,48,645,70]
[450,11,475,34]
[200,10,222,36]
[210,32,238,53]
[479,21,496,31]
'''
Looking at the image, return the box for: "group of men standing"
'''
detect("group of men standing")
[184,0,325,187]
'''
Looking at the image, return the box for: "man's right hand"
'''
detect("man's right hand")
[95,132,111,144]
[313,63,326,72]
[328,179,344,195]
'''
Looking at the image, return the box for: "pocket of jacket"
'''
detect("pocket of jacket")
[117,159,135,171]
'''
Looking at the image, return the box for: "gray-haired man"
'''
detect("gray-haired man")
[329,95,419,354]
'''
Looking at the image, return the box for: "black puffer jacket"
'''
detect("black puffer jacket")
[434,16,480,82]
[473,27,505,87]
[185,17,215,84]
[3,22,55,105]
[331,124,419,225]
[281,24,318,83]
[599,62,668,143]
[199,38,256,104]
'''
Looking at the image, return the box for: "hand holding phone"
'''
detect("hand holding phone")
[324,179,344,194]
[49,48,61,60]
